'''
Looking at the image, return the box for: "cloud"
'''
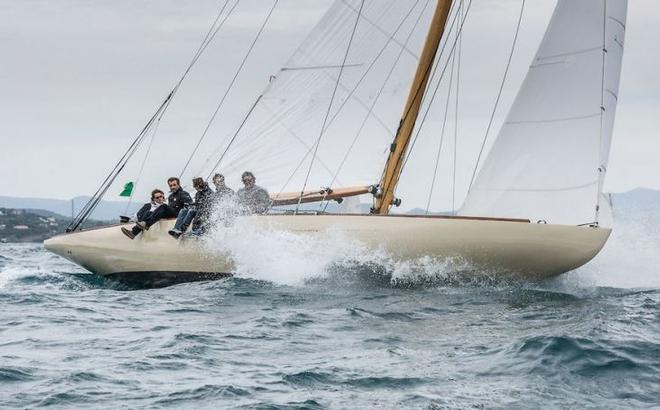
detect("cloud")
[0,0,658,205]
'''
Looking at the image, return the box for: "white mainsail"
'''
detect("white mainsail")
[202,0,432,193]
[460,0,627,226]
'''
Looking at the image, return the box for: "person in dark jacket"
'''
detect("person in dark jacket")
[168,177,214,238]
[167,177,193,215]
[212,173,234,203]
[121,189,167,239]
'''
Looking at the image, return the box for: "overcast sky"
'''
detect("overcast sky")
[1,0,658,206]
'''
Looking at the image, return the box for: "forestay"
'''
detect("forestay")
[460,0,627,226]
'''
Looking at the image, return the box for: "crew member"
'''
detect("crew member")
[212,173,234,202]
[168,177,214,238]
[121,189,167,240]
[167,177,193,216]
[236,171,270,214]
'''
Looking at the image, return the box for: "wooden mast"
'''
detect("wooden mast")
[373,0,454,214]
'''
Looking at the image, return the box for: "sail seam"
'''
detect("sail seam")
[473,180,599,193]
[608,16,626,30]
[605,89,618,101]
[281,63,363,71]
[506,112,601,125]
[534,46,602,63]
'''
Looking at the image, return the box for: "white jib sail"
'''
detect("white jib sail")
[460,0,627,226]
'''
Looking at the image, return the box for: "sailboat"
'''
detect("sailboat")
[45,0,627,286]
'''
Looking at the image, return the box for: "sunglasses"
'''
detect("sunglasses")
[154,195,165,199]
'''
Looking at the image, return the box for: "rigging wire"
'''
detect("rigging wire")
[66,1,236,231]
[340,0,420,60]
[267,0,424,210]
[316,0,419,138]
[467,0,526,192]
[452,0,463,215]
[595,2,608,224]
[67,94,172,232]
[425,46,456,215]
[206,95,263,180]
[399,0,471,176]
[380,0,469,197]
[259,102,342,182]
[294,0,365,214]
[180,0,279,180]
[320,0,432,213]
[183,0,234,83]
[123,117,160,215]
[206,0,421,198]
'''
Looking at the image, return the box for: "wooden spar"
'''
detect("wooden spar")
[373,0,454,214]
[270,186,371,207]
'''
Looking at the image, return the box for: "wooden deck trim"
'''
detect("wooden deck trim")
[287,213,531,223]
[62,213,530,238]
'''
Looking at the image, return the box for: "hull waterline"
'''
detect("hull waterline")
[44,214,611,286]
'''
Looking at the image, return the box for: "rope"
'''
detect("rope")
[269,0,422,212]
[294,0,365,214]
[399,0,471,176]
[595,1,608,224]
[382,0,469,194]
[320,0,432,213]
[180,0,278,180]
[317,0,421,138]
[452,0,463,215]
[67,93,172,231]
[123,116,160,215]
[467,0,526,192]
[206,94,264,180]
[66,2,235,231]
[425,47,456,215]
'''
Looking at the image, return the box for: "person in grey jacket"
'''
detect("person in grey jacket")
[212,173,234,202]
[236,171,270,214]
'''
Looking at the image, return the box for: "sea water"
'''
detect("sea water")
[1,213,659,408]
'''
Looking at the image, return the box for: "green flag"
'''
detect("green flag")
[119,182,134,197]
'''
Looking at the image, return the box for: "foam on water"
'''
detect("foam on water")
[200,206,660,289]
[0,243,89,291]
[201,216,386,286]
[564,207,660,289]
[199,208,493,287]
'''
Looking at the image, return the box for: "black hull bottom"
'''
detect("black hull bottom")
[104,271,233,289]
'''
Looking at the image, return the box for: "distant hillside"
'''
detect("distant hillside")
[0,208,109,243]
[0,196,141,222]
[0,188,657,222]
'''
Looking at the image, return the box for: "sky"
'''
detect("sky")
[1,0,659,209]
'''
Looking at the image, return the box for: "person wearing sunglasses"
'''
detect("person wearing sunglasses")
[121,189,167,239]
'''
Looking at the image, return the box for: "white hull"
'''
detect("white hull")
[44,214,610,286]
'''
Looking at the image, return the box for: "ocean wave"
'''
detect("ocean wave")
[499,335,660,378]
[0,366,36,382]
[347,307,420,322]
[154,384,251,406]
[235,399,324,410]
[283,370,430,390]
